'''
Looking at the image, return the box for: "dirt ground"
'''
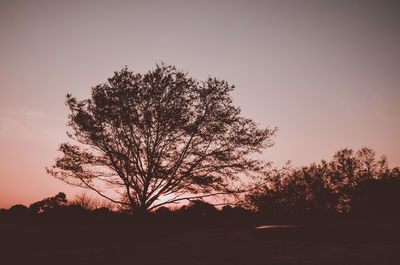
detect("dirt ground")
[1,222,399,265]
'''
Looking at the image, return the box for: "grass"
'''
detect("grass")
[1,221,399,264]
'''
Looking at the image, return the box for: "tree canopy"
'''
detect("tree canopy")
[29,192,67,214]
[48,64,276,214]
[247,147,400,219]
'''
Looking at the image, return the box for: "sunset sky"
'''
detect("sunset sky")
[1,0,399,209]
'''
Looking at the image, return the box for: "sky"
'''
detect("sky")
[0,0,399,209]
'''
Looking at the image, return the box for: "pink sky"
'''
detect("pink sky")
[1,0,399,209]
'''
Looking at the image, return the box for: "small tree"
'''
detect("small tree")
[29,192,67,214]
[48,64,275,214]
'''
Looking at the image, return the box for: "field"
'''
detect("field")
[1,221,399,265]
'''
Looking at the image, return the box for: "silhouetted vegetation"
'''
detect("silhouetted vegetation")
[7,204,28,217]
[0,194,253,228]
[29,192,67,214]
[47,64,276,215]
[2,147,400,264]
[2,194,400,265]
[2,147,398,225]
[247,147,400,221]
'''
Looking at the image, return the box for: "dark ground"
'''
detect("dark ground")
[1,221,400,265]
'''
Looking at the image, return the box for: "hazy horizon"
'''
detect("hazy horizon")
[1,0,399,209]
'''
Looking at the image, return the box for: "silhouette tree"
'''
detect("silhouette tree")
[8,204,28,217]
[29,192,67,214]
[247,147,399,219]
[48,64,275,214]
[181,200,218,218]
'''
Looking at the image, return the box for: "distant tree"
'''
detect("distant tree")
[154,206,172,217]
[181,200,218,218]
[327,147,387,212]
[8,204,28,217]
[221,205,250,219]
[29,192,67,214]
[247,147,399,218]
[93,207,112,217]
[47,64,276,214]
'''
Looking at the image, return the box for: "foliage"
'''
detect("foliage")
[247,147,400,219]
[8,204,28,216]
[179,200,218,217]
[29,192,67,214]
[47,64,276,214]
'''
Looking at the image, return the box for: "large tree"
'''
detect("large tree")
[48,64,275,214]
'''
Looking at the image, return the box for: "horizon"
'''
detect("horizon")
[1,0,400,209]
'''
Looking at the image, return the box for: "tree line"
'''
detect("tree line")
[2,146,399,223]
[246,147,400,221]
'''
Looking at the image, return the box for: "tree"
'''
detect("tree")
[246,147,399,218]
[29,192,67,214]
[8,204,28,217]
[47,64,276,214]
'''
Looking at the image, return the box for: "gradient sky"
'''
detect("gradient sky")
[1,0,399,209]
